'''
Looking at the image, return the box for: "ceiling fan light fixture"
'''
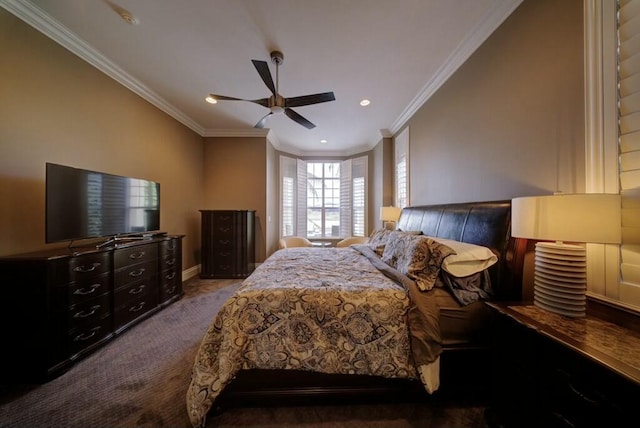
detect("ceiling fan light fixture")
[205,95,217,104]
[360,99,371,106]
[270,105,284,114]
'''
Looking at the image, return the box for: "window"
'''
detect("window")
[585,0,640,310]
[280,156,296,237]
[395,127,409,208]
[306,162,340,237]
[280,155,368,238]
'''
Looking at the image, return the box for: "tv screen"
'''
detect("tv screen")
[46,163,160,243]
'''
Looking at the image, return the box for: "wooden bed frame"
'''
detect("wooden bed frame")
[215,200,527,410]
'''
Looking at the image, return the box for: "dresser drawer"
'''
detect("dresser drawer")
[68,317,112,357]
[159,239,178,255]
[68,272,111,306]
[114,259,157,288]
[114,292,159,330]
[160,253,178,271]
[114,244,157,269]
[68,292,111,329]
[114,277,156,309]
[159,269,179,300]
[68,252,111,282]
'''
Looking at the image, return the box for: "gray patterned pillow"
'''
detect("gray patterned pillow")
[381,232,456,291]
[368,229,422,256]
[367,228,394,256]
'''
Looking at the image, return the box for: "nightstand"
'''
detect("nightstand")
[485,302,640,428]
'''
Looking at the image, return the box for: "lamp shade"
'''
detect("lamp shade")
[511,194,621,244]
[380,206,402,222]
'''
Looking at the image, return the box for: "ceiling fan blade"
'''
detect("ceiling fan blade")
[251,60,277,96]
[284,108,316,129]
[208,94,270,108]
[255,112,273,129]
[285,92,336,108]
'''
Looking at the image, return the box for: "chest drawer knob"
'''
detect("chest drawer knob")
[129,302,146,313]
[73,305,101,319]
[165,272,176,281]
[73,263,101,273]
[128,284,146,295]
[129,251,146,260]
[73,283,101,295]
[128,268,146,278]
[73,326,101,342]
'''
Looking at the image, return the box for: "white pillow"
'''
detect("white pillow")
[429,237,498,277]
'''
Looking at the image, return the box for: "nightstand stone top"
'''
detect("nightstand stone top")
[487,302,640,386]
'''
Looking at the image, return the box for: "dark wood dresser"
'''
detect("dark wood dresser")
[200,210,255,279]
[0,235,183,383]
[486,302,640,428]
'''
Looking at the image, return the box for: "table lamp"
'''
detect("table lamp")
[511,194,621,317]
[380,206,402,230]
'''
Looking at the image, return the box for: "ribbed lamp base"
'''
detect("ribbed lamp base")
[533,242,587,318]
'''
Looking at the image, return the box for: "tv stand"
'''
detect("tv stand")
[0,234,184,383]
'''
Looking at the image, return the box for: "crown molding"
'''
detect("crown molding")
[203,128,270,138]
[389,0,523,136]
[0,0,206,136]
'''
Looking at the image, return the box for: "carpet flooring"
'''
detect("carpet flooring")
[0,278,487,428]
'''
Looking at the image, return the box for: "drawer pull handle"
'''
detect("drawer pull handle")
[73,305,101,319]
[128,268,146,277]
[218,227,231,233]
[73,263,101,273]
[219,240,230,245]
[129,251,145,259]
[129,284,146,295]
[165,272,176,280]
[166,286,176,294]
[74,284,101,295]
[166,258,176,266]
[129,302,146,313]
[74,326,100,342]
[568,381,599,405]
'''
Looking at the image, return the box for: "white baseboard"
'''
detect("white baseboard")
[182,265,200,282]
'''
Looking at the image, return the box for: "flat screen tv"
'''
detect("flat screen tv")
[46,163,160,244]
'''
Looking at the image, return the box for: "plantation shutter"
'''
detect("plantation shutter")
[619,0,640,289]
[296,159,307,237]
[280,156,297,237]
[395,127,409,208]
[340,159,352,237]
[351,156,368,236]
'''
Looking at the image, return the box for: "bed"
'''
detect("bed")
[186,200,526,427]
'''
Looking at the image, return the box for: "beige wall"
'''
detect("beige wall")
[404,0,584,205]
[202,137,267,262]
[0,9,204,270]
[265,139,279,256]
[370,137,393,233]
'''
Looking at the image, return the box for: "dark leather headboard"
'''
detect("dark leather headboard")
[396,200,525,300]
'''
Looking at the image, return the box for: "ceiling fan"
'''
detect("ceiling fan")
[207,51,335,129]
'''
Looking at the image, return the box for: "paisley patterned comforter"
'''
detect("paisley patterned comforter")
[186,246,442,427]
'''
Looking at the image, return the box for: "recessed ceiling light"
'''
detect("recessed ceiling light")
[360,99,371,106]
[320,139,328,144]
[205,95,217,104]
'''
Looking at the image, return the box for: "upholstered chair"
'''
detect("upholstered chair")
[278,236,313,249]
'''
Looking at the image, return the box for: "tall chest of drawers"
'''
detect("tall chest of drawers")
[200,210,255,279]
[0,235,183,382]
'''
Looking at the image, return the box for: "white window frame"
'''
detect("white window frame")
[280,155,368,239]
[585,0,640,311]
[395,127,409,208]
